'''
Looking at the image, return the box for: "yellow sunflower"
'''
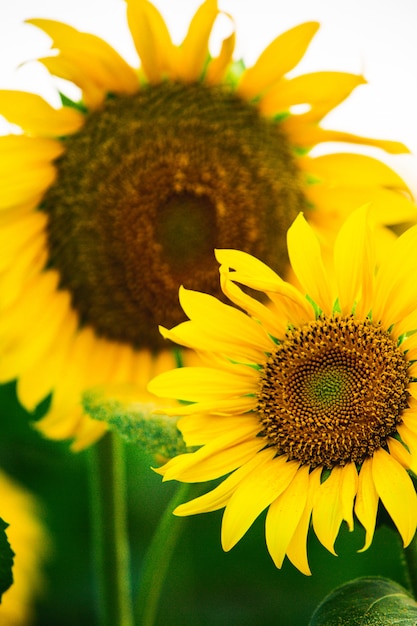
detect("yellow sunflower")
[149,205,417,575]
[0,471,49,625]
[0,0,414,450]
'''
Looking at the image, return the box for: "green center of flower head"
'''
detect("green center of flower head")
[258,316,410,469]
[41,82,306,349]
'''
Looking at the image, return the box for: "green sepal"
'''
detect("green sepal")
[82,387,188,459]
[0,518,14,602]
[224,59,246,87]
[58,92,87,113]
[309,577,417,626]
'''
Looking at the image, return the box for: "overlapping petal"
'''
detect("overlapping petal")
[222,455,299,550]
[28,19,138,108]
[265,464,310,568]
[260,71,366,119]
[175,0,218,80]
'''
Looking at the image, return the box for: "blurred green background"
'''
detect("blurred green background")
[0,381,409,626]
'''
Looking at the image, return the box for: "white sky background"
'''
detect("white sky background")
[0,0,416,192]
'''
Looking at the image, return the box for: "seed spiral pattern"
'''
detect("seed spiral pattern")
[258,316,410,468]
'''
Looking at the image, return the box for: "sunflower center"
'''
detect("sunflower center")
[41,82,306,349]
[257,316,410,468]
[154,192,217,276]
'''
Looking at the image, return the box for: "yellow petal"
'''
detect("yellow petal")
[0,192,45,214]
[354,457,379,552]
[302,153,411,191]
[51,327,97,398]
[174,448,275,515]
[36,403,83,440]
[287,213,333,314]
[0,270,59,340]
[82,337,127,390]
[215,248,282,285]
[37,327,97,440]
[161,396,256,420]
[370,189,417,225]
[0,163,57,208]
[0,135,64,164]
[160,321,266,364]
[148,366,256,402]
[407,387,417,411]
[17,309,78,411]
[286,124,409,153]
[178,286,272,352]
[372,448,417,546]
[373,223,417,324]
[312,467,344,555]
[265,464,309,568]
[28,19,138,98]
[160,432,264,483]
[176,0,218,81]
[216,248,313,326]
[105,343,137,386]
[37,56,107,109]
[286,467,322,575]
[179,413,258,446]
[0,236,48,309]
[333,205,374,316]
[397,422,417,475]
[71,419,108,451]
[0,90,84,136]
[305,186,417,225]
[205,25,235,84]
[35,413,80,445]
[0,211,48,272]
[387,437,414,470]
[260,72,365,118]
[0,289,72,382]
[392,311,417,341]
[126,0,175,82]
[218,269,290,339]
[222,455,299,550]
[340,463,359,531]
[237,22,319,100]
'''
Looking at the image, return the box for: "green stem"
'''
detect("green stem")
[136,483,192,626]
[88,432,134,626]
[403,533,417,597]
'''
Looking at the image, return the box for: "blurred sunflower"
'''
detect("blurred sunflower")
[149,206,417,575]
[0,471,49,625]
[0,0,414,449]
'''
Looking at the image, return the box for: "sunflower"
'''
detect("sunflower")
[0,471,49,625]
[0,0,414,450]
[149,205,417,575]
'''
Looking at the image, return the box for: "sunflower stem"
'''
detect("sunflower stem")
[88,431,134,626]
[136,482,192,626]
[403,533,417,598]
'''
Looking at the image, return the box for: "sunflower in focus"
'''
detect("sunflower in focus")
[0,0,414,450]
[0,471,49,625]
[149,206,417,574]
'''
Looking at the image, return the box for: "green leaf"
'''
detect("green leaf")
[82,387,188,459]
[309,577,417,626]
[0,518,14,601]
